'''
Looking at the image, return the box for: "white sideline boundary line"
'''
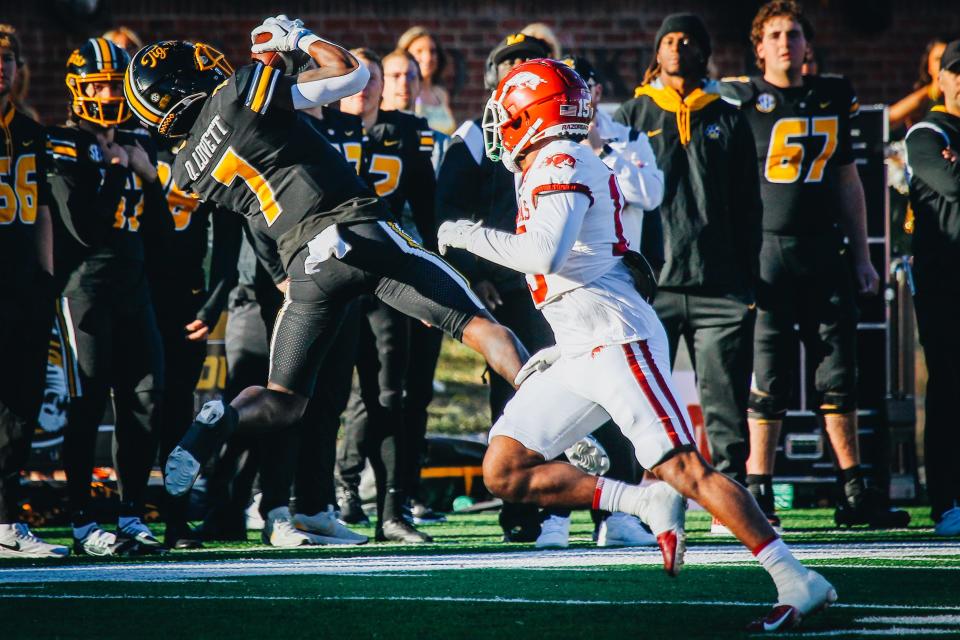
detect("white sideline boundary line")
[0,542,957,584]
[0,593,958,614]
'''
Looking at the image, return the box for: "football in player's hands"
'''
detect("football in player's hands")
[251,31,311,74]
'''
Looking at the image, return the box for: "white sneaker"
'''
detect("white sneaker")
[935,506,960,536]
[0,523,69,558]
[294,506,368,545]
[262,506,322,547]
[748,569,838,632]
[597,513,657,547]
[117,517,165,551]
[636,481,687,576]
[164,445,201,498]
[535,514,570,548]
[710,516,734,536]
[246,493,265,531]
[73,523,135,557]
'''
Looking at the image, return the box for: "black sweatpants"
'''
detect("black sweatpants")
[653,289,755,485]
[153,285,208,529]
[59,284,164,522]
[913,270,960,522]
[336,297,409,521]
[0,275,55,522]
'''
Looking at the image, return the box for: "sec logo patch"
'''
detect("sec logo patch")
[756,93,777,113]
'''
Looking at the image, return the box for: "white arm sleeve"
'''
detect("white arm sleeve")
[603,134,664,211]
[466,191,590,275]
[291,63,370,110]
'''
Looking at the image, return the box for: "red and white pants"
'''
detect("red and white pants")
[490,324,695,470]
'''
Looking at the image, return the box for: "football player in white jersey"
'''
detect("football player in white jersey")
[437,59,837,632]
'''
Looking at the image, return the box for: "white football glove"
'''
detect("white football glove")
[513,345,561,386]
[251,15,311,53]
[437,219,482,256]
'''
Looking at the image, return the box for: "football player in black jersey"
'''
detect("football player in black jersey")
[716,1,907,529]
[124,17,528,510]
[0,26,69,558]
[334,47,439,542]
[49,38,173,556]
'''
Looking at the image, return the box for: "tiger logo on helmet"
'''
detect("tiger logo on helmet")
[482,58,593,173]
[65,38,132,127]
[124,40,233,138]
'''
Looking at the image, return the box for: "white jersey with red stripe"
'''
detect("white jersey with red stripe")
[515,139,660,355]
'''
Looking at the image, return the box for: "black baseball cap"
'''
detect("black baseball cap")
[942,39,960,73]
[490,33,551,66]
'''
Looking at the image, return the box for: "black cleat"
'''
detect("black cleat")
[336,484,370,525]
[376,518,433,543]
[834,487,911,528]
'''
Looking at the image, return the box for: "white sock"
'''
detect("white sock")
[755,537,807,597]
[595,478,647,517]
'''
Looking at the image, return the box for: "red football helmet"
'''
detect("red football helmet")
[482,58,592,173]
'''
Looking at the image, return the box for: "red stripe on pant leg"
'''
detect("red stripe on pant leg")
[592,477,605,510]
[637,340,697,445]
[622,344,682,448]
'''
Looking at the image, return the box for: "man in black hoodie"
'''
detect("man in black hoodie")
[615,14,762,516]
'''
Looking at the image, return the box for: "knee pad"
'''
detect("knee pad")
[748,390,787,421]
[816,391,856,416]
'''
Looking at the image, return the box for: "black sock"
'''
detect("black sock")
[747,474,775,513]
[840,465,866,504]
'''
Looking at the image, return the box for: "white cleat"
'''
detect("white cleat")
[535,514,571,549]
[637,481,687,577]
[164,445,201,497]
[263,507,323,548]
[294,506,368,545]
[116,517,166,552]
[0,523,69,558]
[597,513,657,547]
[748,569,838,632]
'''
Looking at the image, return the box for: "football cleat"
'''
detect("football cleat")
[164,522,204,550]
[336,484,370,525]
[165,400,238,497]
[405,500,447,525]
[638,481,687,577]
[116,517,167,553]
[73,524,138,557]
[262,507,322,547]
[834,487,911,529]
[535,514,571,549]
[0,523,69,558]
[935,505,960,537]
[747,569,837,632]
[376,517,433,543]
[597,513,657,547]
[294,506,368,545]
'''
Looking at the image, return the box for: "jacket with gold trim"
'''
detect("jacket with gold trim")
[614,79,762,296]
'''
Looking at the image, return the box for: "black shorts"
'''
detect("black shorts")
[269,221,484,396]
[751,233,859,417]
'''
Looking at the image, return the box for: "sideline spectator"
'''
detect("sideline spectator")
[398,26,457,135]
[890,36,950,131]
[614,14,762,534]
[904,38,960,537]
[521,22,563,59]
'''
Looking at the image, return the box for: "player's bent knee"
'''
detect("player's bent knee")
[816,391,856,416]
[483,436,541,502]
[748,390,787,421]
[652,449,711,499]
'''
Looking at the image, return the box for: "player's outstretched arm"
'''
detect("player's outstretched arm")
[250,15,369,109]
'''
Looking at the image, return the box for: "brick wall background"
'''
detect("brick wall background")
[6,0,960,126]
